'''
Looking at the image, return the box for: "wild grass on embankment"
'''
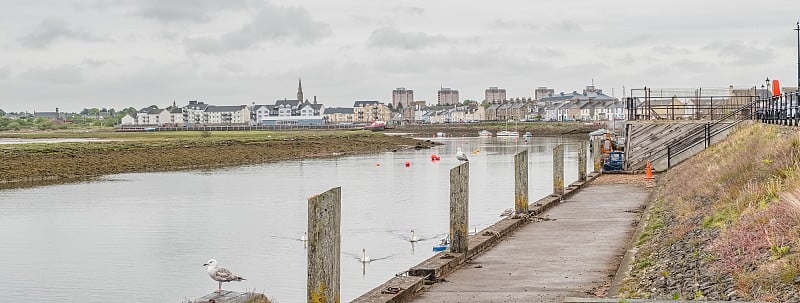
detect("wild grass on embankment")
[0,130,436,189]
[620,123,800,302]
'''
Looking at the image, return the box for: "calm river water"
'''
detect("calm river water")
[0,136,586,303]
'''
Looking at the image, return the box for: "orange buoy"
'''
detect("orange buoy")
[405,161,410,167]
[376,163,381,167]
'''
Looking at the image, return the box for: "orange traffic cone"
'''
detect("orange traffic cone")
[644,160,655,180]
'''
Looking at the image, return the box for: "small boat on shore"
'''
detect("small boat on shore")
[364,121,386,131]
[523,132,532,138]
[478,130,492,137]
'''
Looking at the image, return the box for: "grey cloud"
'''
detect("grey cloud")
[374,49,552,74]
[82,59,108,68]
[547,21,582,32]
[0,67,10,80]
[18,65,85,84]
[491,19,537,30]
[651,45,692,55]
[396,6,424,15]
[703,41,774,65]
[367,27,447,50]
[184,4,331,54]
[97,0,258,23]
[530,47,565,58]
[18,18,106,48]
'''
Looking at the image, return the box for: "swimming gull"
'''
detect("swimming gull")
[456,148,469,162]
[409,229,419,243]
[359,248,371,263]
[203,259,246,293]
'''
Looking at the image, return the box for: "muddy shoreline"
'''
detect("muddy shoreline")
[0,134,437,189]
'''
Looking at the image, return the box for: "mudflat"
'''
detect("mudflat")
[0,130,436,188]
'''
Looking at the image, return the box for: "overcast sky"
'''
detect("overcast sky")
[1,0,799,112]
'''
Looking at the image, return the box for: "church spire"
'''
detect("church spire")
[297,78,304,102]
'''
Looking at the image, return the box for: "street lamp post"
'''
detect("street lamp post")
[795,21,799,90]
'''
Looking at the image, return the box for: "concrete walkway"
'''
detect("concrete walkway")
[410,183,649,303]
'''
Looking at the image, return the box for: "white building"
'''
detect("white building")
[253,104,275,122]
[204,105,250,125]
[136,106,169,125]
[183,101,209,126]
[121,113,136,125]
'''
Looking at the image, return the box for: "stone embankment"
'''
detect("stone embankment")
[617,124,800,302]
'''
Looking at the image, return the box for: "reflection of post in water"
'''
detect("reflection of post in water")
[410,241,416,254]
[362,261,366,276]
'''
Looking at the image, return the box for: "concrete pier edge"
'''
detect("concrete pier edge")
[351,171,601,303]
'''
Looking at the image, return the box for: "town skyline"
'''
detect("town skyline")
[1,1,799,112]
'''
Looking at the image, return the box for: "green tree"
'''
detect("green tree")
[0,108,5,117]
[7,121,21,131]
[480,100,491,109]
[88,108,100,116]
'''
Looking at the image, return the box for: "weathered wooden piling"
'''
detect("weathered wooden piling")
[514,151,528,214]
[592,139,601,172]
[578,141,587,181]
[307,187,341,303]
[553,144,564,195]
[449,162,469,254]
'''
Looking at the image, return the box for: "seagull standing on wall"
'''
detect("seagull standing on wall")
[456,148,469,162]
[203,259,246,293]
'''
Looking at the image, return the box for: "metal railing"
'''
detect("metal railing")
[626,87,759,122]
[661,90,800,169]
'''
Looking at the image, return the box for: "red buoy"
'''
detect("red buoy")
[405,161,410,167]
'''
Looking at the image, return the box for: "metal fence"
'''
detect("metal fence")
[757,91,800,126]
[626,87,760,121]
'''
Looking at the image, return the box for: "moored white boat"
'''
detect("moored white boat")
[496,130,519,137]
[478,130,492,137]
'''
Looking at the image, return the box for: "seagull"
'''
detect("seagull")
[500,208,515,217]
[409,230,419,243]
[456,148,469,162]
[359,248,371,263]
[203,259,246,293]
[300,231,308,242]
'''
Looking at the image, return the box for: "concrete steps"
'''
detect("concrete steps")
[624,121,736,171]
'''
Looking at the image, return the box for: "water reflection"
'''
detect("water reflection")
[0,136,586,303]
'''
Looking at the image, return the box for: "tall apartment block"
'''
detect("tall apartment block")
[485,87,507,103]
[437,88,460,105]
[392,88,414,108]
[535,87,555,100]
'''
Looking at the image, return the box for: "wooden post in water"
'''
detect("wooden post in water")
[514,151,528,215]
[307,187,341,303]
[592,139,602,172]
[578,141,587,181]
[450,162,469,254]
[553,144,564,195]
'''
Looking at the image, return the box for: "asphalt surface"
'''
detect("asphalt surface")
[410,183,649,303]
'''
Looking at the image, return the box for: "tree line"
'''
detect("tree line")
[0,107,138,131]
